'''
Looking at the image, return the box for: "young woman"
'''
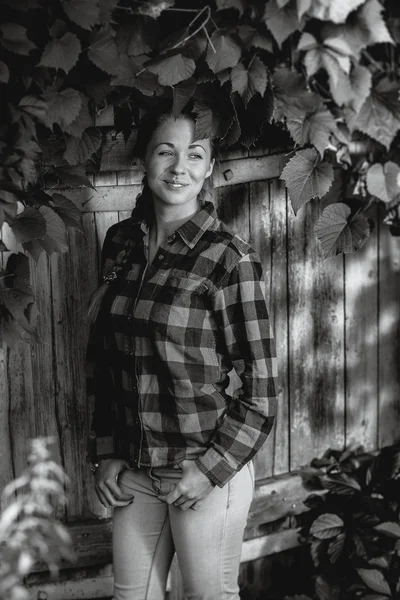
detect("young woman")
[86,104,278,600]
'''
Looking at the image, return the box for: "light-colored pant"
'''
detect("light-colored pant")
[113,460,255,600]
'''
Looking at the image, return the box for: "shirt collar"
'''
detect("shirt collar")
[129,201,218,249]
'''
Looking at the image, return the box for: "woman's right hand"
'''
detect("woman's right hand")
[94,458,135,508]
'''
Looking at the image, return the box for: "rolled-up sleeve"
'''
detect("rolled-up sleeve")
[195,252,278,487]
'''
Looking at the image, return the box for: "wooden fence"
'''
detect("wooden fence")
[1,130,400,597]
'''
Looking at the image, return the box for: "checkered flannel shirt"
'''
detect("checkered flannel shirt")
[86,201,278,488]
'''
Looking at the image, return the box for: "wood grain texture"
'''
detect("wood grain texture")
[344,207,379,451]
[287,201,346,468]
[378,221,400,448]
[248,179,290,478]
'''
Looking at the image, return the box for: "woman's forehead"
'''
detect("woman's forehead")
[149,116,211,149]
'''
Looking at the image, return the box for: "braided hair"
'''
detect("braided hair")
[86,103,216,325]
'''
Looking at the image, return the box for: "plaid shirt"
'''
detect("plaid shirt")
[86,201,278,488]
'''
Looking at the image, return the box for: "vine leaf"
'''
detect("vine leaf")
[135,0,175,19]
[366,162,400,203]
[297,0,312,20]
[10,207,46,244]
[0,191,18,228]
[216,0,244,13]
[112,56,161,95]
[172,78,197,117]
[359,0,394,46]
[51,193,83,232]
[286,108,338,157]
[0,61,10,84]
[88,25,120,75]
[24,206,68,257]
[64,93,92,137]
[357,569,391,596]
[310,514,344,540]
[307,0,365,23]
[374,521,400,539]
[42,87,82,131]
[231,57,268,106]
[61,0,100,30]
[39,32,81,74]
[51,165,95,189]
[315,575,340,600]
[116,17,155,57]
[300,33,352,96]
[330,64,372,112]
[206,32,241,73]
[347,79,400,149]
[328,533,345,563]
[0,23,36,55]
[147,53,195,86]
[315,203,370,258]
[98,0,119,22]
[272,67,322,121]
[18,96,48,122]
[264,0,302,48]
[281,148,334,214]
[63,127,102,165]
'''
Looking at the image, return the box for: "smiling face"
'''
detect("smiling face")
[143,116,215,216]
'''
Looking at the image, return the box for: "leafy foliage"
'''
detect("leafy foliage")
[0,0,399,343]
[0,437,74,599]
[289,444,400,600]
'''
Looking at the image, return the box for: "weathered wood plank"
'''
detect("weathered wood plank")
[344,207,379,451]
[287,201,345,468]
[249,178,290,478]
[94,172,117,187]
[94,211,119,268]
[100,131,137,172]
[50,217,102,519]
[378,220,400,447]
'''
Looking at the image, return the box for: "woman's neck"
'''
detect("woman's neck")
[151,199,199,246]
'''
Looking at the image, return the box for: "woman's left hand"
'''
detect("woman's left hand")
[158,459,215,511]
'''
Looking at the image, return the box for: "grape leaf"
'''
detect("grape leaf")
[51,165,95,189]
[135,0,175,19]
[308,0,365,24]
[330,64,372,111]
[64,93,92,137]
[39,206,68,254]
[20,158,37,184]
[233,90,273,148]
[264,0,302,48]
[310,514,344,540]
[61,0,100,30]
[19,96,48,122]
[375,522,400,539]
[315,203,370,258]
[216,0,244,13]
[116,17,155,57]
[42,87,82,131]
[0,61,10,84]
[347,79,400,149]
[0,23,36,55]
[206,32,241,73]
[10,207,46,243]
[172,78,196,117]
[358,0,394,46]
[39,32,81,74]
[88,25,120,75]
[63,127,102,165]
[367,162,400,203]
[147,53,195,86]
[194,83,236,141]
[50,193,83,232]
[98,0,119,22]
[280,148,334,213]
[272,68,323,121]
[357,569,391,596]
[287,108,338,157]
[328,533,345,563]
[112,56,161,95]
[315,576,340,600]
[297,0,312,20]
[231,57,268,106]
[0,191,18,227]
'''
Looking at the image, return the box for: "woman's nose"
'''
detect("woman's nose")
[169,155,186,174]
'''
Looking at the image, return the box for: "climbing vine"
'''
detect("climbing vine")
[0,0,399,344]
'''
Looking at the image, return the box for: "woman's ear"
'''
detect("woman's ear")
[206,158,215,179]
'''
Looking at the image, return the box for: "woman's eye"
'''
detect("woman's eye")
[159,151,173,156]
[189,154,202,160]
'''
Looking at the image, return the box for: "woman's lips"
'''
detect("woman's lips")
[163,181,189,189]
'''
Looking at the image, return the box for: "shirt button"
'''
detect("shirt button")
[168,234,176,244]
[158,253,164,260]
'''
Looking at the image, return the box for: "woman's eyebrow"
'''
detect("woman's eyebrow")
[153,142,206,151]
